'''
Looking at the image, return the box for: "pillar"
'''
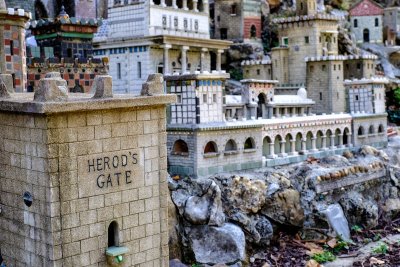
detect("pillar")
[193,0,198,11]
[172,0,177,8]
[216,49,224,72]
[321,135,328,150]
[201,48,208,72]
[290,139,298,156]
[300,107,305,116]
[275,107,280,118]
[283,107,288,117]
[150,0,154,4]
[181,46,189,74]
[161,0,166,7]
[183,0,188,9]
[311,137,318,152]
[268,143,277,159]
[330,135,336,149]
[301,138,307,154]
[161,44,172,75]
[338,134,344,148]
[347,133,353,147]
[280,141,287,157]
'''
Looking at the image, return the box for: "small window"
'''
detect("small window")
[257,69,260,75]
[319,92,322,100]
[244,137,255,149]
[378,124,384,133]
[204,141,218,154]
[10,40,14,56]
[357,63,361,70]
[213,94,217,103]
[305,36,309,44]
[282,37,289,45]
[310,65,314,73]
[203,94,207,103]
[358,126,364,136]
[172,139,189,156]
[231,4,237,15]
[322,65,326,71]
[355,95,359,101]
[319,36,321,43]
[108,221,119,247]
[220,28,228,40]
[217,16,220,22]
[177,94,182,103]
[225,139,237,152]
[137,62,142,79]
[333,65,336,71]
[375,18,379,27]
[250,25,257,38]
[354,19,358,28]
[117,63,122,79]
[369,125,375,134]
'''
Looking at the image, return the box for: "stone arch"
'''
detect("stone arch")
[177,0,183,8]
[306,131,313,150]
[316,130,323,149]
[358,126,365,136]
[172,139,189,156]
[188,0,194,10]
[250,25,257,38]
[369,125,375,134]
[285,133,292,153]
[198,0,204,12]
[257,93,266,119]
[204,141,218,154]
[343,127,350,145]
[378,124,384,133]
[244,137,255,150]
[108,221,119,247]
[363,28,370,43]
[295,132,302,152]
[274,135,282,155]
[263,136,272,157]
[225,139,237,152]
[326,129,333,147]
[334,128,341,146]
[35,0,48,19]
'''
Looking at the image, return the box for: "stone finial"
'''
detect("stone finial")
[0,74,14,94]
[34,74,69,102]
[0,77,10,98]
[140,74,164,96]
[92,75,113,99]
[0,0,6,10]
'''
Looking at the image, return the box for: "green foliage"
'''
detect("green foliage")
[229,68,243,81]
[332,239,350,254]
[394,87,400,104]
[351,225,363,233]
[372,242,389,254]
[373,233,382,242]
[191,264,201,267]
[311,251,336,263]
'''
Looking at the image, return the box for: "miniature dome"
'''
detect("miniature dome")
[0,0,6,10]
[297,87,307,99]
[56,5,70,21]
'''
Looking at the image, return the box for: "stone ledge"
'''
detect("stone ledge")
[0,93,176,114]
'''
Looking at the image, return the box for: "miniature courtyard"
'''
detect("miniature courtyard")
[0,0,400,266]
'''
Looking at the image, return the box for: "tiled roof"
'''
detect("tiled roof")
[349,0,383,16]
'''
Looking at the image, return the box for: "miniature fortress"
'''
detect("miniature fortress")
[166,0,388,177]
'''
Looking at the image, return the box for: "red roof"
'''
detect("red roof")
[349,0,383,16]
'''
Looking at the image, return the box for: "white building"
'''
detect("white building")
[93,0,231,94]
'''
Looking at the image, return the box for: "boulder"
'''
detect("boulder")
[0,77,10,98]
[169,259,188,267]
[34,76,68,102]
[168,193,182,260]
[92,75,113,98]
[383,198,400,218]
[188,223,245,265]
[262,189,304,227]
[340,192,378,229]
[320,204,351,242]
[141,74,164,96]
[227,176,266,213]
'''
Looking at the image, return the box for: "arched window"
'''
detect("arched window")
[231,4,237,15]
[375,18,379,27]
[35,0,48,19]
[172,140,189,156]
[108,221,119,247]
[300,2,304,10]
[354,19,358,28]
[250,25,257,38]
[369,125,375,134]
[244,137,255,150]
[204,141,218,154]
[358,126,365,136]
[378,124,384,133]
[225,139,237,151]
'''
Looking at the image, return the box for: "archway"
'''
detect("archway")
[35,0,48,19]
[204,141,218,154]
[334,129,341,146]
[108,221,119,247]
[263,136,272,157]
[225,139,237,152]
[369,125,375,135]
[257,93,266,119]
[244,137,255,150]
[326,129,332,147]
[343,128,350,145]
[358,126,365,136]
[250,25,257,38]
[274,135,282,155]
[363,29,370,43]
[295,133,302,152]
[285,134,292,153]
[316,130,323,149]
[172,140,189,155]
[306,131,313,150]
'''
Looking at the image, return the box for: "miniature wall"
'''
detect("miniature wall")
[213,0,243,40]
[344,59,375,80]
[242,63,272,80]
[167,132,196,176]
[352,114,387,147]
[271,47,289,83]
[350,15,383,44]
[27,57,108,92]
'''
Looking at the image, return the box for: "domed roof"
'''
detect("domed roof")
[297,87,307,99]
[0,0,6,10]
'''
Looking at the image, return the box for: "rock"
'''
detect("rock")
[360,145,379,157]
[33,77,68,102]
[342,150,353,159]
[0,0,6,10]
[320,204,351,242]
[228,177,266,213]
[183,180,225,226]
[169,259,188,267]
[141,74,164,96]
[168,193,182,260]
[340,192,379,229]
[0,77,10,98]
[267,182,280,196]
[188,223,245,265]
[253,215,273,245]
[383,198,400,218]
[92,75,113,98]
[262,189,304,227]
[0,74,13,94]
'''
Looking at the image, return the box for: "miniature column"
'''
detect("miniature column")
[290,139,298,155]
[201,48,208,72]
[193,0,199,11]
[347,133,353,147]
[301,138,307,154]
[268,143,276,159]
[300,107,305,116]
[216,49,224,72]
[162,44,172,75]
[181,46,189,74]
[311,137,318,152]
[161,0,166,6]
[280,141,287,157]
[172,0,177,8]
[330,135,336,149]
[203,0,209,13]
[321,135,327,150]
[338,134,344,148]
[183,0,188,10]
[150,0,154,4]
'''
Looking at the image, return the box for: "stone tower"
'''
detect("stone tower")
[0,1,31,92]
[296,0,318,16]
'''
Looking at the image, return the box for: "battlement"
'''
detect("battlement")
[164,71,229,81]
[272,13,343,24]
[344,76,389,85]
[305,54,378,62]
[241,59,272,66]
[1,7,31,19]
[27,57,108,68]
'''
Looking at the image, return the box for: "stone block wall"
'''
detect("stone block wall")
[271,47,289,83]
[242,64,272,80]
[213,0,243,40]
[350,15,383,44]
[344,59,375,80]
[352,114,387,147]
[167,131,196,176]
[0,93,174,266]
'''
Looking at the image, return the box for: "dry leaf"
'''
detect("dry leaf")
[369,257,385,265]
[306,259,322,267]
[327,238,337,248]
[304,242,324,256]
[172,175,180,180]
